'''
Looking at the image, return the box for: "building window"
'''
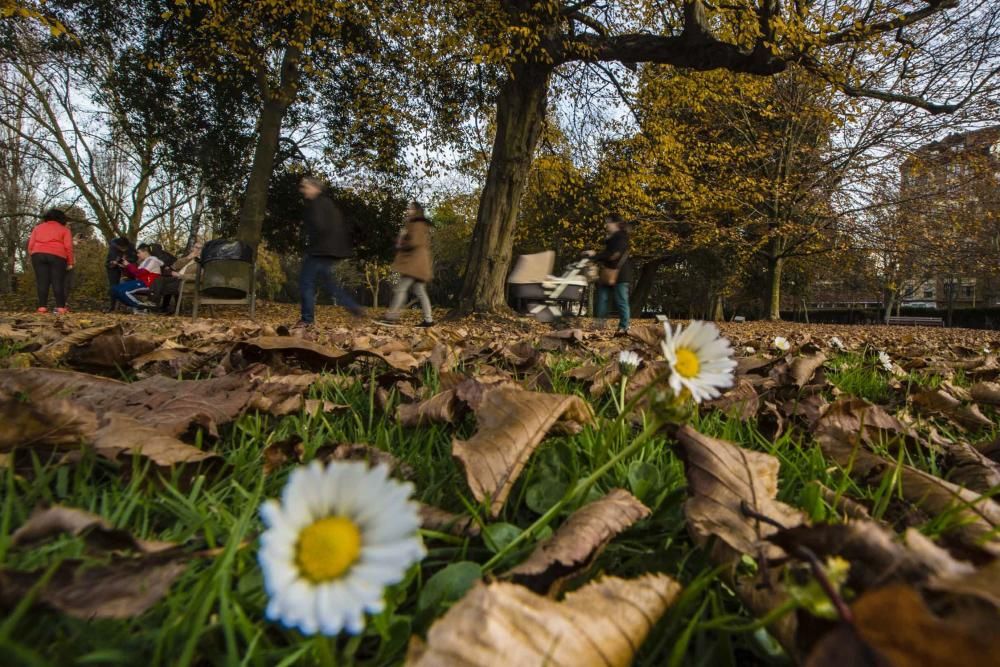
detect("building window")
[923,287,935,299]
[965,285,975,298]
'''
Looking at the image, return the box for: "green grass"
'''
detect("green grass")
[0,350,987,666]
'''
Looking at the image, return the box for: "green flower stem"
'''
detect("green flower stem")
[694,598,798,633]
[483,415,664,572]
[316,636,338,667]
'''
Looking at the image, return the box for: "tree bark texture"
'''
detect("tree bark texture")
[452,63,552,315]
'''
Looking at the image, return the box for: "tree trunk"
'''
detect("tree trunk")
[711,294,724,321]
[767,255,783,320]
[452,63,552,315]
[236,98,286,246]
[630,258,667,313]
[235,15,312,246]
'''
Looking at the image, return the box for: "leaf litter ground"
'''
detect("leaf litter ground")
[2,304,1000,665]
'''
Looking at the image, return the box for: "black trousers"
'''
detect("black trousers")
[31,253,68,308]
[107,267,123,309]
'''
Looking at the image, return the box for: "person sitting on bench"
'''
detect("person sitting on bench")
[111,244,163,311]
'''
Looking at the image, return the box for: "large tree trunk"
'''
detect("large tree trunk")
[236,98,286,246]
[235,15,312,246]
[452,63,552,315]
[767,254,783,320]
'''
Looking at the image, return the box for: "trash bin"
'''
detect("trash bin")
[200,239,254,264]
[199,240,254,299]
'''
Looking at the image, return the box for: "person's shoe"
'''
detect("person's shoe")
[417,320,434,328]
[377,318,401,327]
[349,307,367,319]
[131,308,149,315]
[292,320,313,329]
[614,328,629,338]
[36,306,48,314]
[55,307,69,315]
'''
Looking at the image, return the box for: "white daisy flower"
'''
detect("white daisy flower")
[772,336,790,352]
[259,461,425,636]
[618,350,642,375]
[877,351,893,372]
[744,346,756,355]
[830,337,845,351]
[984,346,991,356]
[661,321,737,403]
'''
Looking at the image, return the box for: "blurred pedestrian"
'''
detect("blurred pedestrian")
[585,214,631,334]
[295,176,365,327]
[27,208,73,314]
[379,202,434,327]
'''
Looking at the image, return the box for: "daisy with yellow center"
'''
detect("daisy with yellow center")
[661,321,737,403]
[259,460,425,636]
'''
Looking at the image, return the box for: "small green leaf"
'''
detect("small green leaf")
[628,461,660,501]
[526,480,567,514]
[418,562,481,612]
[482,522,522,553]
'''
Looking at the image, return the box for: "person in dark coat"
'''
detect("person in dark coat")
[296,176,365,327]
[586,214,632,333]
[105,237,136,312]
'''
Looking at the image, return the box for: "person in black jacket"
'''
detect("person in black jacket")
[585,214,632,333]
[296,176,365,326]
[105,237,136,312]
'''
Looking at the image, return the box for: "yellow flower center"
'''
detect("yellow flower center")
[296,516,362,583]
[674,348,701,378]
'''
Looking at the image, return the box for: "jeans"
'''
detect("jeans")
[31,253,68,308]
[300,255,362,323]
[386,276,433,322]
[596,282,630,330]
[112,279,149,308]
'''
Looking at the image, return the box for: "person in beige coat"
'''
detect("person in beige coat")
[379,202,434,327]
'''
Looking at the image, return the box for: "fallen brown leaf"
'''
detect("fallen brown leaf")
[505,489,650,594]
[397,390,460,427]
[11,505,176,554]
[805,585,1000,667]
[819,426,1000,556]
[911,389,993,431]
[453,387,594,517]
[406,574,680,667]
[418,504,481,538]
[0,554,187,620]
[703,378,760,420]
[677,425,806,562]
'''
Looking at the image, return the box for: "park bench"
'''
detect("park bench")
[886,316,944,327]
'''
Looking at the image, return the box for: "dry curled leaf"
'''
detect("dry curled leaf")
[406,574,681,667]
[703,378,760,420]
[453,388,594,517]
[677,425,804,655]
[397,390,460,426]
[819,426,1000,556]
[677,425,806,562]
[92,414,219,467]
[417,504,481,538]
[505,489,650,594]
[789,352,827,388]
[805,585,1000,667]
[0,554,187,620]
[11,505,176,554]
[970,381,1000,406]
[911,389,994,431]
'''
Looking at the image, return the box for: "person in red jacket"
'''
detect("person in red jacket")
[111,243,163,311]
[27,208,74,314]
